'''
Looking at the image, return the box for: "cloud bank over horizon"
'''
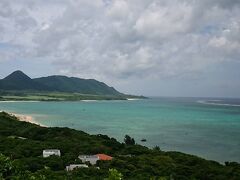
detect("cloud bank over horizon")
[0,0,240,97]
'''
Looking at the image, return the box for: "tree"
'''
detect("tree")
[0,153,14,178]
[153,146,161,151]
[0,154,46,179]
[124,135,135,145]
[106,168,123,180]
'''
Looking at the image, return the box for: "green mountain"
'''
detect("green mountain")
[0,70,50,91]
[34,75,121,95]
[0,70,121,95]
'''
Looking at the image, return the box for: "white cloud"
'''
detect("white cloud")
[106,0,129,20]
[0,0,240,85]
[134,1,193,39]
[208,37,227,47]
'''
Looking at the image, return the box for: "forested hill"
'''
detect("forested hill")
[0,70,121,96]
[34,75,120,95]
[0,112,240,179]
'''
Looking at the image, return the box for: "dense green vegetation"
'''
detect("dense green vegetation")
[0,91,131,101]
[34,75,120,95]
[0,71,52,91]
[0,70,119,96]
[0,112,239,179]
[124,135,135,145]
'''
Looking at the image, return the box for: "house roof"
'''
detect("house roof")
[96,154,113,161]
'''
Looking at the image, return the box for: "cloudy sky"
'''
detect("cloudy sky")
[0,0,240,97]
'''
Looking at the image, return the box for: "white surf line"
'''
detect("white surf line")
[197,100,240,107]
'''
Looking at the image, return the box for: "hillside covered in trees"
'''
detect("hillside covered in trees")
[0,70,120,95]
[0,112,239,179]
[0,71,145,101]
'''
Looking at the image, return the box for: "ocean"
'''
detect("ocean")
[0,97,240,163]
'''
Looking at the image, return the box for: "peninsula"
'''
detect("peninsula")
[0,71,144,101]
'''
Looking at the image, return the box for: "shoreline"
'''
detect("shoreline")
[0,110,46,127]
[126,98,140,100]
[0,100,40,103]
[13,113,46,127]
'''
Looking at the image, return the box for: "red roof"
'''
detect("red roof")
[96,154,113,161]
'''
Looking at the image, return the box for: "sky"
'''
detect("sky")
[0,0,240,97]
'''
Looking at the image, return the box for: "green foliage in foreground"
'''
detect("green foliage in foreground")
[105,169,123,180]
[0,112,240,179]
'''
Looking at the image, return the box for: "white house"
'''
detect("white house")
[78,155,99,165]
[66,164,88,171]
[43,149,61,158]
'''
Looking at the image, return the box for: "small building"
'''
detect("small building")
[96,154,113,161]
[78,154,113,165]
[43,149,61,158]
[78,155,99,165]
[17,136,27,140]
[66,164,88,171]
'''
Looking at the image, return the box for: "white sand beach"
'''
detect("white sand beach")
[12,113,36,123]
[0,111,46,127]
[127,98,140,101]
[0,101,40,103]
[13,113,46,127]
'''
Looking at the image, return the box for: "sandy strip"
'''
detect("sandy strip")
[6,112,46,127]
[127,98,140,100]
[0,101,40,103]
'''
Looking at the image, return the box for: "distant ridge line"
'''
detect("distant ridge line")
[0,70,122,96]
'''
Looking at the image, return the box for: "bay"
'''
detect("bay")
[1,97,240,163]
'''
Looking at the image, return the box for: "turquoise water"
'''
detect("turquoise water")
[0,97,240,163]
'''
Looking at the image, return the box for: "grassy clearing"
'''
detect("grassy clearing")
[0,91,130,101]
